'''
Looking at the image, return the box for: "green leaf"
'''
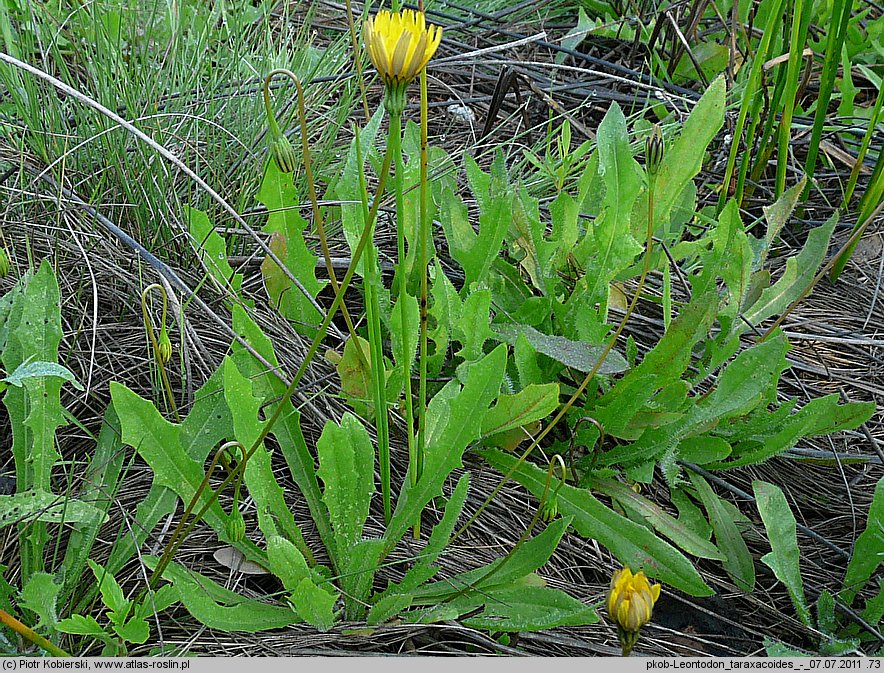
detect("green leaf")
[388,346,506,548]
[105,369,233,578]
[600,333,790,468]
[593,478,724,560]
[632,77,726,243]
[144,558,301,633]
[753,480,811,626]
[258,162,326,334]
[390,292,419,387]
[742,213,837,328]
[480,449,712,596]
[367,594,413,626]
[222,357,306,550]
[481,383,559,437]
[56,614,109,638]
[88,559,128,623]
[334,106,384,278]
[492,323,628,374]
[229,305,332,554]
[187,205,242,294]
[0,489,107,528]
[3,360,83,390]
[575,101,643,314]
[110,382,233,538]
[413,518,572,601]
[840,476,884,605]
[442,153,512,288]
[20,572,60,629]
[710,394,875,469]
[690,473,755,591]
[455,288,496,362]
[760,177,808,268]
[376,474,470,600]
[462,586,598,632]
[266,536,338,631]
[113,616,150,644]
[317,413,375,555]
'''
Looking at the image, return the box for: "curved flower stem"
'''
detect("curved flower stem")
[140,283,179,423]
[450,168,660,544]
[389,108,418,536]
[0,608,70,657]
[140,143,398,599]
[263,69,369,373]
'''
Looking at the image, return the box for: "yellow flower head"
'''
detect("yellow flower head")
[607,566,661,635]
[364,9,442,89]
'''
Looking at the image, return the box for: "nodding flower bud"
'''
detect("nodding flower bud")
[645,124,664,176]
[270,134,297,174]
[539,496,558,523]
[156,328,172,364]
[607,566,661,656]
[0,248,9,278]
[226,509,246,543]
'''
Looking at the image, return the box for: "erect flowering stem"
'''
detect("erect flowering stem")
[416,64,430,513]
[388,104,418,534]
[140,283,178,423]
[353,125,392,524]
[450,131,663,544]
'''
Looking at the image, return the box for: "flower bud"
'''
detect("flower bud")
[270,134,297,174]
[156,328,172,364]
[539,496,558,523]
[645,124,664,176]
[607,566,661,655]
[226,509,246,543]
[0,248,9,278]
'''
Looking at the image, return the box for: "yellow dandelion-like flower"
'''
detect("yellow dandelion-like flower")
[364,9,442,91]
[606,566,661,655]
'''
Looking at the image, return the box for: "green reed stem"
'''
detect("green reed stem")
[776,0,811,197]
[140,283,179,423]
[451,164,660,544]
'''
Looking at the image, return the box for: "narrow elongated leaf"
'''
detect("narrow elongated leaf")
[266,536,337,631]
[753,480,811,626]
[742,213,837,328]
[594,478,724,560]
[229,305,333,554]
[690,473,755,591]
[144,558,301,632]
[840,476,884,605]
[387,346,506,549]
[492,323,628,374]
[187,205,241,293]
[0,489,107,528]
[462,586,599,632]
[442,153,512,288]
[222,357,306,550]
[413,518,572,601]
[480,449,712,596]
